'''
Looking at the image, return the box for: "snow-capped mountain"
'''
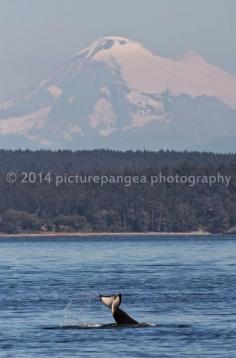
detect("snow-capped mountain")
[0,36,236,151]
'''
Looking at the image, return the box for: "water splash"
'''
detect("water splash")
[61,292,95,327]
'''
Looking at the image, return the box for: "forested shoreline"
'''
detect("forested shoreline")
[0,149,235,234]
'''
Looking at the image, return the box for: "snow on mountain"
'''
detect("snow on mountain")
[89,36,236,108]
[0,36,236,151]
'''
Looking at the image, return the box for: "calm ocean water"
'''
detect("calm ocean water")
[0,236,236,357]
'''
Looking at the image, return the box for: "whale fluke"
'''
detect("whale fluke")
[99,293,138,325]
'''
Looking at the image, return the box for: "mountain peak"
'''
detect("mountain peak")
[0,36,236,151]
[75,36,143,63]
[91,36,134,47]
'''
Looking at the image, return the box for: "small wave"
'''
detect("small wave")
[43,322,157,330]
[157,323,192,328]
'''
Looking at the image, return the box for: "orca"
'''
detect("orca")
[99,293,138,325]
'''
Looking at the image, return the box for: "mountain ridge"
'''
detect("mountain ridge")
[0,36,236,152]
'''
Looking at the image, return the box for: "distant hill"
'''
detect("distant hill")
[0,149,235,234]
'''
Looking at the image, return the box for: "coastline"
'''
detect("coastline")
[0,231,215,238]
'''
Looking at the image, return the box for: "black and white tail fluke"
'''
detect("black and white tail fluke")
[99,293,138,325]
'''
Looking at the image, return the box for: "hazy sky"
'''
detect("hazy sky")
[0,0,235,101]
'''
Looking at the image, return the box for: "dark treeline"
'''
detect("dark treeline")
[0,149,235,234]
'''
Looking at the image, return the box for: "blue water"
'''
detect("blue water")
[0,236,236,357]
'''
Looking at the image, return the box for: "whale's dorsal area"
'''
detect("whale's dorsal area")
[99,293,138,325]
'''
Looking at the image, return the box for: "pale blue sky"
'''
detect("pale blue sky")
[0,0,235,101]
